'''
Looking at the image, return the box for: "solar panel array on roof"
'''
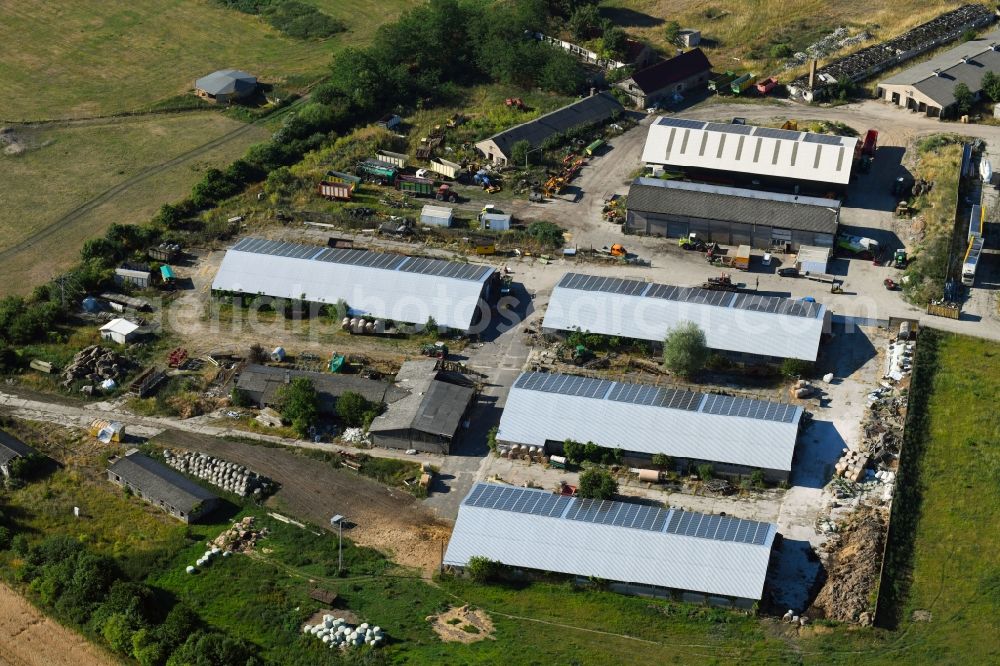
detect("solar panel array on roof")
[730,293,821,318]
[705,122,753,135]
[657,117,706,130]
[753,127,802,141]
[565,498,668,532]
[514,372,614,399]
[399,257,492,281]
[315,248,405,270]
[460,483,772,544]
[665,510,771,545]
[700,393,798,423]
[557,273,649,295]
[802,133,844,146]
[465,483,571,517]
[229,238,491,282]
[607,382,701,411]
[515,371,797,424]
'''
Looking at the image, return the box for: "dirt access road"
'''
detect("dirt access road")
[0,583,113,666]
[153,430,450,576]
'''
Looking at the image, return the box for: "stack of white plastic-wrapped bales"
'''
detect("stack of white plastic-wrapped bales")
[187,546,231,573]
[163,450,273,498]
[303,615,384,649]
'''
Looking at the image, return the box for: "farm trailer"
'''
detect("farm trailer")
[376,150,409,168]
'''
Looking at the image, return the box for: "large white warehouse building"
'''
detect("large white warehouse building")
[445,482,778,606]
[211,238,499,333]
[499,371,802,482]
[542,272,829,363]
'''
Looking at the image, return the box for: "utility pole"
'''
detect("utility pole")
[331,514,344,572]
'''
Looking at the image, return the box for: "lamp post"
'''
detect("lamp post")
[330,514,344,572]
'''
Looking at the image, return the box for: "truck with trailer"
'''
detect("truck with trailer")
[317,181,353,200]
[962,236,984,286]
[396,175,459,202]
[356,159,398,185]
[732,244,751,270]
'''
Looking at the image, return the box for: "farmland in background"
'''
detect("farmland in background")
[0,0,411,121]
[0,113,270,295]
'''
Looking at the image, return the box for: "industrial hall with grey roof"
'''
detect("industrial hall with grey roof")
[445,483,778,605]
[475,91,623,164]
[107,449,219,523]
[498,371,803,482]
[626,177,841,251]
[877,28,1000,117]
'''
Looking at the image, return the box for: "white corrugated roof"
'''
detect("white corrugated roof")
[444,483,776,600]
[211,238,495,331]
[542,273,827,362]
[420,204,454,219]
[640,118,857,185]
[100,318,139,335]
[499,372,800,471]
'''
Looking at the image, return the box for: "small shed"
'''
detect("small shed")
[115,263,153,288]
[678,29,701,47]
[195,69,257,104]
[796,245,831,274]
[480,212,512,231]
[0,429,41,478]
[100,318,140,345]
[421,205,455,228]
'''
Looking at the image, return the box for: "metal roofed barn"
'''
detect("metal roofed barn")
[107,449,219,523]
[195,69,257,103]
[368,359,476,454]
[640,118,858,194]
[235,364,408,414]
[626,177,840,250]
[877,28,1000,118]
[444,482,778,604]
[542,272,830,363]
[475,91,623,164]
[211,238,499,333]
[499,372,801,481]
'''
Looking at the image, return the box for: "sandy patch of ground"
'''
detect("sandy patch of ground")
[0,583,113,666]
[429,605,495,643]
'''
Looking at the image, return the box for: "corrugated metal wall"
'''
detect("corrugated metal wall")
[627,211,832,251]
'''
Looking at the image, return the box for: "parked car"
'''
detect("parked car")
[778,267,800,277]
[762,252,772,266]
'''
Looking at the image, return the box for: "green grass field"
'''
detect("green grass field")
[883,332,1000,661]
[0,0,411,121]
[0,112,269,294]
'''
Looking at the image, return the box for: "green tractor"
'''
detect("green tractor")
[420,341,449,359]
[893,249,908,269]
[572,345,594,366]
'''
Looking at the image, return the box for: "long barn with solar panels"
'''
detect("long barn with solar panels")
[499,372,802,481]
[640,117,858,195]
[542,272,829,363]
[211,238,499,333]
[445,483,778,605]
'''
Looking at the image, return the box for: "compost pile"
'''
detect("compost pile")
[163,450,274,498]
[61,346,130,390]
[813,506,887,622]
[211,516,269,553]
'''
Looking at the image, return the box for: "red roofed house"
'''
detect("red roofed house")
[615,48,713,109]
